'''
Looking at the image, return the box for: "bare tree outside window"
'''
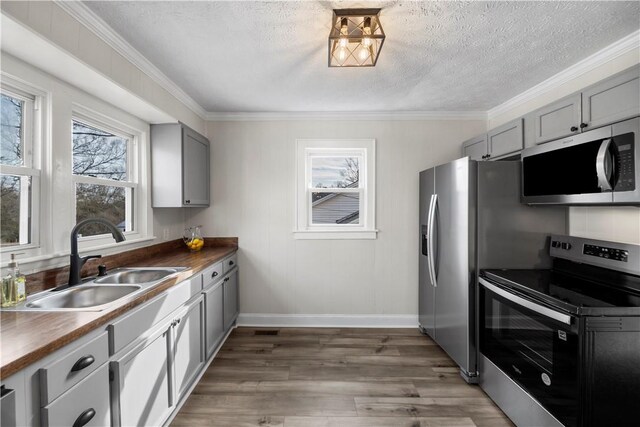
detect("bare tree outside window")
[72,120,131,236]
[311,156,361,224]
[1,94,30,246]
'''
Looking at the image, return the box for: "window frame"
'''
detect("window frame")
[71,107,142,247]
[0,79,44,254]
[295,139,377,240]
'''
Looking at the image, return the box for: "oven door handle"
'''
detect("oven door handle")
[479,278,572,325]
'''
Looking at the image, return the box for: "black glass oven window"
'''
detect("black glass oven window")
[481,286,579,427]
[523,139,606,196]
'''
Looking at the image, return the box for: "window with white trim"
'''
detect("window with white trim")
[295,139,376,239]
[71,114,137,239]
[0,85,40,249]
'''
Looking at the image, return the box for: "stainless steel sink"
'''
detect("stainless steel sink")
[3,267,186,312]
[26,285,141,310]
[94,268,183,285]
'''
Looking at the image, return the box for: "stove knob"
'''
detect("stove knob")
[561,242,572,250]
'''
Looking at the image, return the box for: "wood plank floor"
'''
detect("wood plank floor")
[171,327,514,427]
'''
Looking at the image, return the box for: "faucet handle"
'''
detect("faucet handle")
[81,254,102,263]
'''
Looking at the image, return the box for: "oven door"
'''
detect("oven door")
[479,278,579,427]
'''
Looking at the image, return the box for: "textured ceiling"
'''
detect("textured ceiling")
[85,1,640,113]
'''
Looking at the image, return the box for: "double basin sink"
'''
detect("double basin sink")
[7,267,186,312]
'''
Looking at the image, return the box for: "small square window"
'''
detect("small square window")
[295,139,376,239]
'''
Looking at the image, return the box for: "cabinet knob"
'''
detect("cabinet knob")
[212,271,218,278]
[71,355,95,372]
[185,200,191,204]
[229,261,234,266]
[570,126,578,132]
[72,408,96,427]
[580,123,588,129]
[486,154,491,159]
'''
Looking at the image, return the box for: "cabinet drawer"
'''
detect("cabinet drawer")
[41,364,110,427]
[39,332,108,405]
[223,253,238,273]
[109,277,199,354]
[202,262,223,290]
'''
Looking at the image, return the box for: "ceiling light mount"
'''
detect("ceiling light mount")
[328,9,385,67]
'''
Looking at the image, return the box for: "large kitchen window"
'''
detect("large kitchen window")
[294,139,376,239]
[72,113,138,240]
[0,84,41,250]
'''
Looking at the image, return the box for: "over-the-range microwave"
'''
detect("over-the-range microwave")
[521,116,639,205]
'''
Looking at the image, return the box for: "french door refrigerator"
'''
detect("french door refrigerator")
[419,158,566,383]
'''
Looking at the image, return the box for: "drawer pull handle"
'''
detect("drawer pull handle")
[212,271,218,278]
[229,261,235,266]
[71,355,95,372]
[73,408,96,427]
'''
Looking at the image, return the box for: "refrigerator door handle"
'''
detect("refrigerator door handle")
[427,194,438,288]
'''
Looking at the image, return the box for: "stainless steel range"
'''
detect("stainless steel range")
[479,235,640,427]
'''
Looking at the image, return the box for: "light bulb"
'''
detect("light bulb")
[358,48,369,61]
[339,37,348,48]
[338,47,347,61]
[362,37,372,47]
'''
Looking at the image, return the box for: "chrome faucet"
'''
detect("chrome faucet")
[68,218,125,286]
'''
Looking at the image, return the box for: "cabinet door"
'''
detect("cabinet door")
[487,118,523,158]
[461,135,487,161]
[173,296,205,399]
[112,321,173,427]
[582,66,640,130]
[204,282,225,358]
[533,93,581,144]
[223,270,239,331]
[182,127,210,206]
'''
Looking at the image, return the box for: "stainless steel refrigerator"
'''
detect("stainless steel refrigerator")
[419,158,566,382]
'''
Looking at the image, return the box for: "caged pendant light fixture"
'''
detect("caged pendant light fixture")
[328,9,385,67]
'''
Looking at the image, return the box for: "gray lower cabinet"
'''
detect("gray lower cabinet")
[532,93,582,144]
[111,318,173,427]
[223,269,239,330]
[173,295,205,399]
[41,365,110,427]
[204,281,225,358]
[461,134,488,161]
[487,118,523,158]
[582,65,640,131]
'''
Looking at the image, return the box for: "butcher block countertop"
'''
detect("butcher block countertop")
[0,238,237,379]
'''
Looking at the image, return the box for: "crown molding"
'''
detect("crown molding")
[54,0,208,120]
[205,110,488,121]
[488,29,640,121]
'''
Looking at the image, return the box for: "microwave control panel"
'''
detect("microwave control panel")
[614,134,635,192]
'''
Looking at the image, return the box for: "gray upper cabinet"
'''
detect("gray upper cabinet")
[582,65,640,131]
[487,118,523,158]
[461,135,488,161]
[532,93,582,145]
[151,123,210,207]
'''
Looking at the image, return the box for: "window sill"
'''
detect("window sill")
[293,230,378,240]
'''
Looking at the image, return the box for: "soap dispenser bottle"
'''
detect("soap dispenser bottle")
[2,254,26,307]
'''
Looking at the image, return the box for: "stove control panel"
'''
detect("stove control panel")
[550,235,639,275]
[583,244,628,262]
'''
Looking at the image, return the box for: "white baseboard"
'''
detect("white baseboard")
[237,313,418,328]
